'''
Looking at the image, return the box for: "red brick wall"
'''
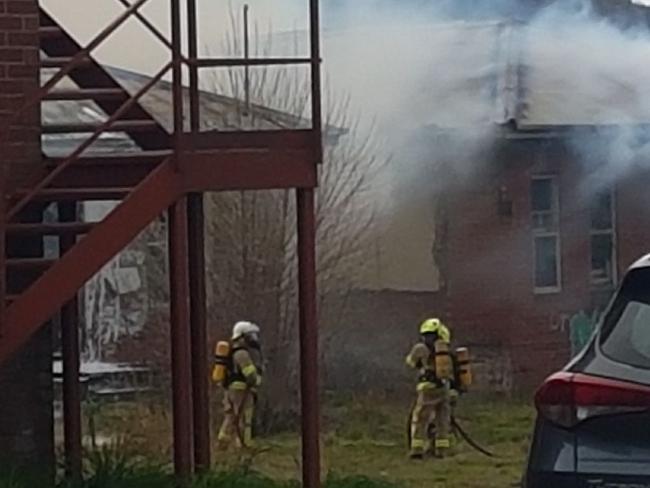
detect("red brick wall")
[616,170,650,273]
[0,0,53,471]
[439,141,644,391]
[0,0,42,190]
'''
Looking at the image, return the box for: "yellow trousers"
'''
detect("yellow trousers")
[217,388,254,449]
[410,385,451,456]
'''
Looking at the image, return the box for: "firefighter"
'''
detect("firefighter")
[405,318,452,459]
[216,321,263,450]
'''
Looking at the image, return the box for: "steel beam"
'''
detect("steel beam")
[187,193,210,471]
[181,129,317,151]
[309,0,323,164]
[187,0,200,134]
[59,202,82,480]
[170,0,183,172]
[169,197,194,478]
[191,57,311,68]
[182,150,317,193]
[296,188,320,488]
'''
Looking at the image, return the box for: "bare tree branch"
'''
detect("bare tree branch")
[202,8,385,428]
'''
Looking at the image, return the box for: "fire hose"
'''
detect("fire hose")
[406,402,498,458]
[451,416,498,458]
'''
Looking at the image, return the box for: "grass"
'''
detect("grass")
[6,392,535,488]
[91,392,533,488]
[247,395,533,488]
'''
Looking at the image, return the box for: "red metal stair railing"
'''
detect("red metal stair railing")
[8,61,172,220]
[0,157,183,361]
[0,0,153,152]
[1,0,180,363]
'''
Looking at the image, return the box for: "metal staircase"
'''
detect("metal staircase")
[1,1,322,482]
[0,7,179,361]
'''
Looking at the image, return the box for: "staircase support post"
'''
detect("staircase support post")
[187,193,210,471]
[186,0,209,469]
[60,298,82,478]
[187,0,200,135]
[170,0,183,172]
[169,198,194,478]
[0,176,5,329]
[60,202,82,480]
[296,188,321,488]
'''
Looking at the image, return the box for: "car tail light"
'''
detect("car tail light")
[535,372,650,428]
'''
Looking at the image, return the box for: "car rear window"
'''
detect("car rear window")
[601,268,650,369]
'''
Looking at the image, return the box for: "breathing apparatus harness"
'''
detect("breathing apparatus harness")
[408,329,494,457]
[416,331,454,388]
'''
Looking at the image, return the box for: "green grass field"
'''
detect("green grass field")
[81,393,534,488]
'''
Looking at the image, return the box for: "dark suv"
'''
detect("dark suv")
[525,254,650,488]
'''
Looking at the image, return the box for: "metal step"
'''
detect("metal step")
[7,222,95,237]
[42,120,161,134]
[43,88,127,102]
[39,26,63,40]
[11,188,130,202]
[40,56,93,69]
[6,258,56,272]
[45,149,173,167]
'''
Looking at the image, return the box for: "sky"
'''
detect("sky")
[41,0,311,76]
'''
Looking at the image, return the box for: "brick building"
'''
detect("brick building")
[0,0,53,470]
[426,17,650,390]
[435,135,650,390]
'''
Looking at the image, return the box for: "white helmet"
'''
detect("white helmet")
[232,321,260,341]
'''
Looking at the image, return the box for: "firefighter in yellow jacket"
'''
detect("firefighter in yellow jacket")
[406,318,452,459]
[217,321,263,450]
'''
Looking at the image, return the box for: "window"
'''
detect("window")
[531,176,561,293]
[601,268,650,369]
[590,190,616,287]
[531,177,558,231]
[534,235,560,289]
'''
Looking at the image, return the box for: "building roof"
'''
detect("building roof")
[517,22,650,129]
[42,66,342,156]
[409,18,650,133]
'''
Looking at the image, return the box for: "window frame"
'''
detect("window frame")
[589,189,617,288]
[531,175,562,294]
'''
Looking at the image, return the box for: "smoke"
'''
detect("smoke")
[521,3,650,190]
[295,0,650,290]
[316,0,650,188]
